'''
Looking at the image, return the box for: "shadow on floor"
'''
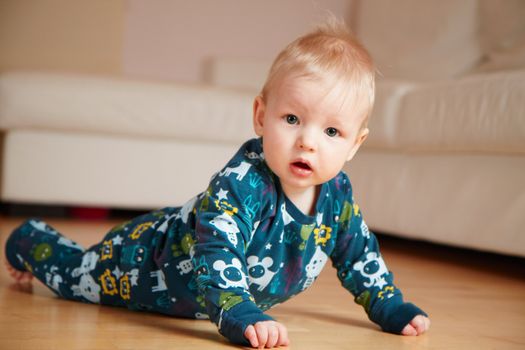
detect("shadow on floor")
[280,306,377,331]
[376,232,525,281]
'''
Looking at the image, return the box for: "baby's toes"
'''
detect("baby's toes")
[6,262,33,283]
[8,266,20,278]
[18,273,33,284]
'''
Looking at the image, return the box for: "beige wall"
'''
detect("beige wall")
[123,0,351,83]
[0,0,125,75]
[0,0,351,82]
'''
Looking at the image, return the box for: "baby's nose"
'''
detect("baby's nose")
[297,134,317,152]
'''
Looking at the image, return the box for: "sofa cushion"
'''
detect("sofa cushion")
[398,70,525,154]
[365,79,415,149]
[0,72,256,144]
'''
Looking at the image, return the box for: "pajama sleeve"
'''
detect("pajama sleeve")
[191,166,274,345]
[330,174,427,334]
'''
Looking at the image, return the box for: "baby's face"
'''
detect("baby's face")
[253,75,369,196]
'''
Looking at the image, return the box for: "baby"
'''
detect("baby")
[5,19,430,348]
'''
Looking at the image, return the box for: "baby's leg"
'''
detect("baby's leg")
[5,219,87,295]
[4,212,171,309]
[4,219,123,305]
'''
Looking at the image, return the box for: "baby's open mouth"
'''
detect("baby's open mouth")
[292,161,311,171]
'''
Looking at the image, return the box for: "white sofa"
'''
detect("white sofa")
[0,72,256,209]
[1,0,524,257]
[343,0,525,258]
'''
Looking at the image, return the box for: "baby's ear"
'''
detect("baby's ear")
[357,128,369,145]
[346,128,369,161]
[253,95,266,136]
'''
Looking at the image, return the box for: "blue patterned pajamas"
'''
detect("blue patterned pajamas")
[6,210,205,316]
[5,138,426,346]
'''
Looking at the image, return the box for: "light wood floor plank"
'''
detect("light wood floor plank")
[1,216,524,349]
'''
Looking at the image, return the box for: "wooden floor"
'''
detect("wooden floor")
[1,216,524,350]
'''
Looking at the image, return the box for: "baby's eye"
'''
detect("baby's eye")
[325,127,339,137]
[285,114,299,125]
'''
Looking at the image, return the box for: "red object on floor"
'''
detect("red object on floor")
[69,206,110,220]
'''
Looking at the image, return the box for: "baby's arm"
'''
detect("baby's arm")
[193,207,272,345]
[331,175,430,335]
[192,170,283,346]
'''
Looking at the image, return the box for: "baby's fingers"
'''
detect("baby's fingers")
[276,323,290,346]
[244,325,259,348]
[248,321,289,348]
[254,322,270,348]
[413,316,431,335]
[266,323,279,348]
[402,315,430,336]
[401,324,417,336]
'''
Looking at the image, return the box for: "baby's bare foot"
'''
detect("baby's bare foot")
[4,260,33,284]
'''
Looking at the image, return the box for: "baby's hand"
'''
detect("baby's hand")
[401,315,431,336]
[244,320,289,348]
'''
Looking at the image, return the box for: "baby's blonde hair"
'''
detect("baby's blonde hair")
[261,17,375,129]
